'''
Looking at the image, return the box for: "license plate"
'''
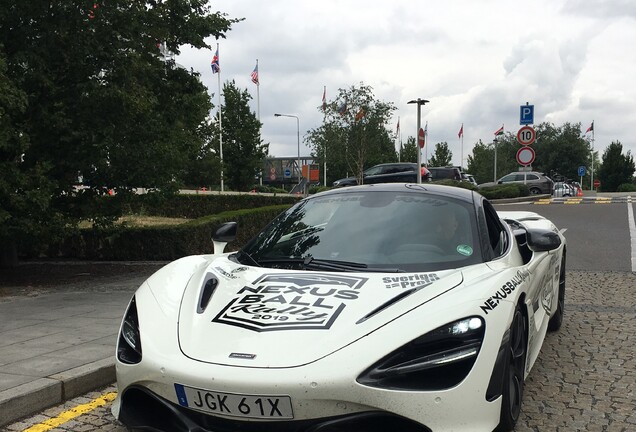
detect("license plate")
[174,383,294,419]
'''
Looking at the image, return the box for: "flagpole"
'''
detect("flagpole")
[424,121,428,166]
[396,116,401,162]
[322,86,327,187]
[256,59,260,121]
[590,120,595,190]
[460,123,464,169]
[217,43,223,192]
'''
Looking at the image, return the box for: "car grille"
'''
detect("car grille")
[119,386,432,432]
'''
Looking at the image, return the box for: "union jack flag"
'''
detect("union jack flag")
[211,49,220,74]
[251,63,259,84]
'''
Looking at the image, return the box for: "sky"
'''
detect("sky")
[176,0,636,170]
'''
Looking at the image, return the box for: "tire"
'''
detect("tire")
[548,252,566,332]
[529,187,542,195]
[496,306,527,432]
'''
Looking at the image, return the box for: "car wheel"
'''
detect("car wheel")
[529,187,542,195]
[548,252,566,332]
[496,306,527,432]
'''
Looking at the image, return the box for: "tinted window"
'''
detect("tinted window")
[500,174,517,182]
[526,174,539,180]
[242,191,483,272]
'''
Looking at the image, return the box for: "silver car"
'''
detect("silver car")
[479,171,553,195]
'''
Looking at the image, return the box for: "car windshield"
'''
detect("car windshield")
[239,190,483,272]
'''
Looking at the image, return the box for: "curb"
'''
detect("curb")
[0,358,115,428]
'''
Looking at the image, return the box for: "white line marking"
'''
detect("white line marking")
[627,197,636,273]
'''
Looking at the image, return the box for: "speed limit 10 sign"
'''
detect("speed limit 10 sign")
[517,126,536,145]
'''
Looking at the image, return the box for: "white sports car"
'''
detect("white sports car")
[112,183,566,432]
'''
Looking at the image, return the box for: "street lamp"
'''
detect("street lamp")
[274,113,301,185]
[407,99,429,183]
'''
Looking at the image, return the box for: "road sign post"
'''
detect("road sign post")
[520,104,534,125]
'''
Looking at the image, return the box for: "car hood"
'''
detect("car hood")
[177,257,464,368]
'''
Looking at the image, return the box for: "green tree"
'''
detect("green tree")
[467,135,519,184]
[400,137,418,163]
[428,142,453,167]
[218,80,269,191]
[306,83,396,184]
[597,141,635,192]
[0,1,240,265]
[533,122,592,181]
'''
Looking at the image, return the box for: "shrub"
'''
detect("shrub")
[477,183,530,199]
[52,205,293,261]
[617,183,636,192]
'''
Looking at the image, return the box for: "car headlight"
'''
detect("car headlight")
[117,296,142,364]
[357,317,485,391]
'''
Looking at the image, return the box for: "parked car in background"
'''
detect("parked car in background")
[478,171,554,195]
[553,182,575,197]
[428,166,463,181]
[462,173,478,186]
[332,162,418,187]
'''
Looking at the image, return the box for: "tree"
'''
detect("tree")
[0,1,240,265]
[597,141,635,192]
[532,122,591,182]
[218,80,269,191]
[466,122,594,185]
[400,137,418,163]
[306,83,396,184]
[428,142,453,167]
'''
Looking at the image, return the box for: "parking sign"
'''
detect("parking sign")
[520,104,534,125]
[578,166,586,177]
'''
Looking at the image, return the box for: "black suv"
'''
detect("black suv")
[427,166,462,181]
[332,163,419,187]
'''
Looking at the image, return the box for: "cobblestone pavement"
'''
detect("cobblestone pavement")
[3,270,635,432]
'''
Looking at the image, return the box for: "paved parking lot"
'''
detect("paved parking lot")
[516,271,635,432]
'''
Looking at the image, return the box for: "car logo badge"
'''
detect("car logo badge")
[229,352,256,359]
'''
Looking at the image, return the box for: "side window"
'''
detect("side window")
[500,174,516,182]
[482,200,507,258]
[526,174,539,180]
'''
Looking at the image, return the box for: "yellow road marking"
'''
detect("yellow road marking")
[565,199,582,204]
[535,199,552,205]
[23,392,117,432]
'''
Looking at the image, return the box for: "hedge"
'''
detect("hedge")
[121,193,300,219]
[50,205,292,261]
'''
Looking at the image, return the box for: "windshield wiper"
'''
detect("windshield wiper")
[258,257,403,273]
[230,250,261,267]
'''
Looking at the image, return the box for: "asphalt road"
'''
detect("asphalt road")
[3,199,635,432]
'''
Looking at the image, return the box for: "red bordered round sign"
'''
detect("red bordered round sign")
[517,126,536,145]
[516,146,535,166]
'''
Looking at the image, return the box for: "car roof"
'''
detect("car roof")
[313,183,477,204]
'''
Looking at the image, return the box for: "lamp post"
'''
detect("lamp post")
[274,113,301,185]
[407,98,429,183]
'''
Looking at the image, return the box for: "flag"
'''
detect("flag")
[396,119,400,135]
[458,124,463,138]
[322,87,326,111]
[250,63,259,84]
[355,108,365,122]
[211,49,220,74]
[494,125,504,136]
[585,121,594,134]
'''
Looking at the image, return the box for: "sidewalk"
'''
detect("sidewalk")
[0,262,164,428]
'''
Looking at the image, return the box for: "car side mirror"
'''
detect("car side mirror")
[497,181,503,184]
[525,228,561,252]
[212,222,237,254]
